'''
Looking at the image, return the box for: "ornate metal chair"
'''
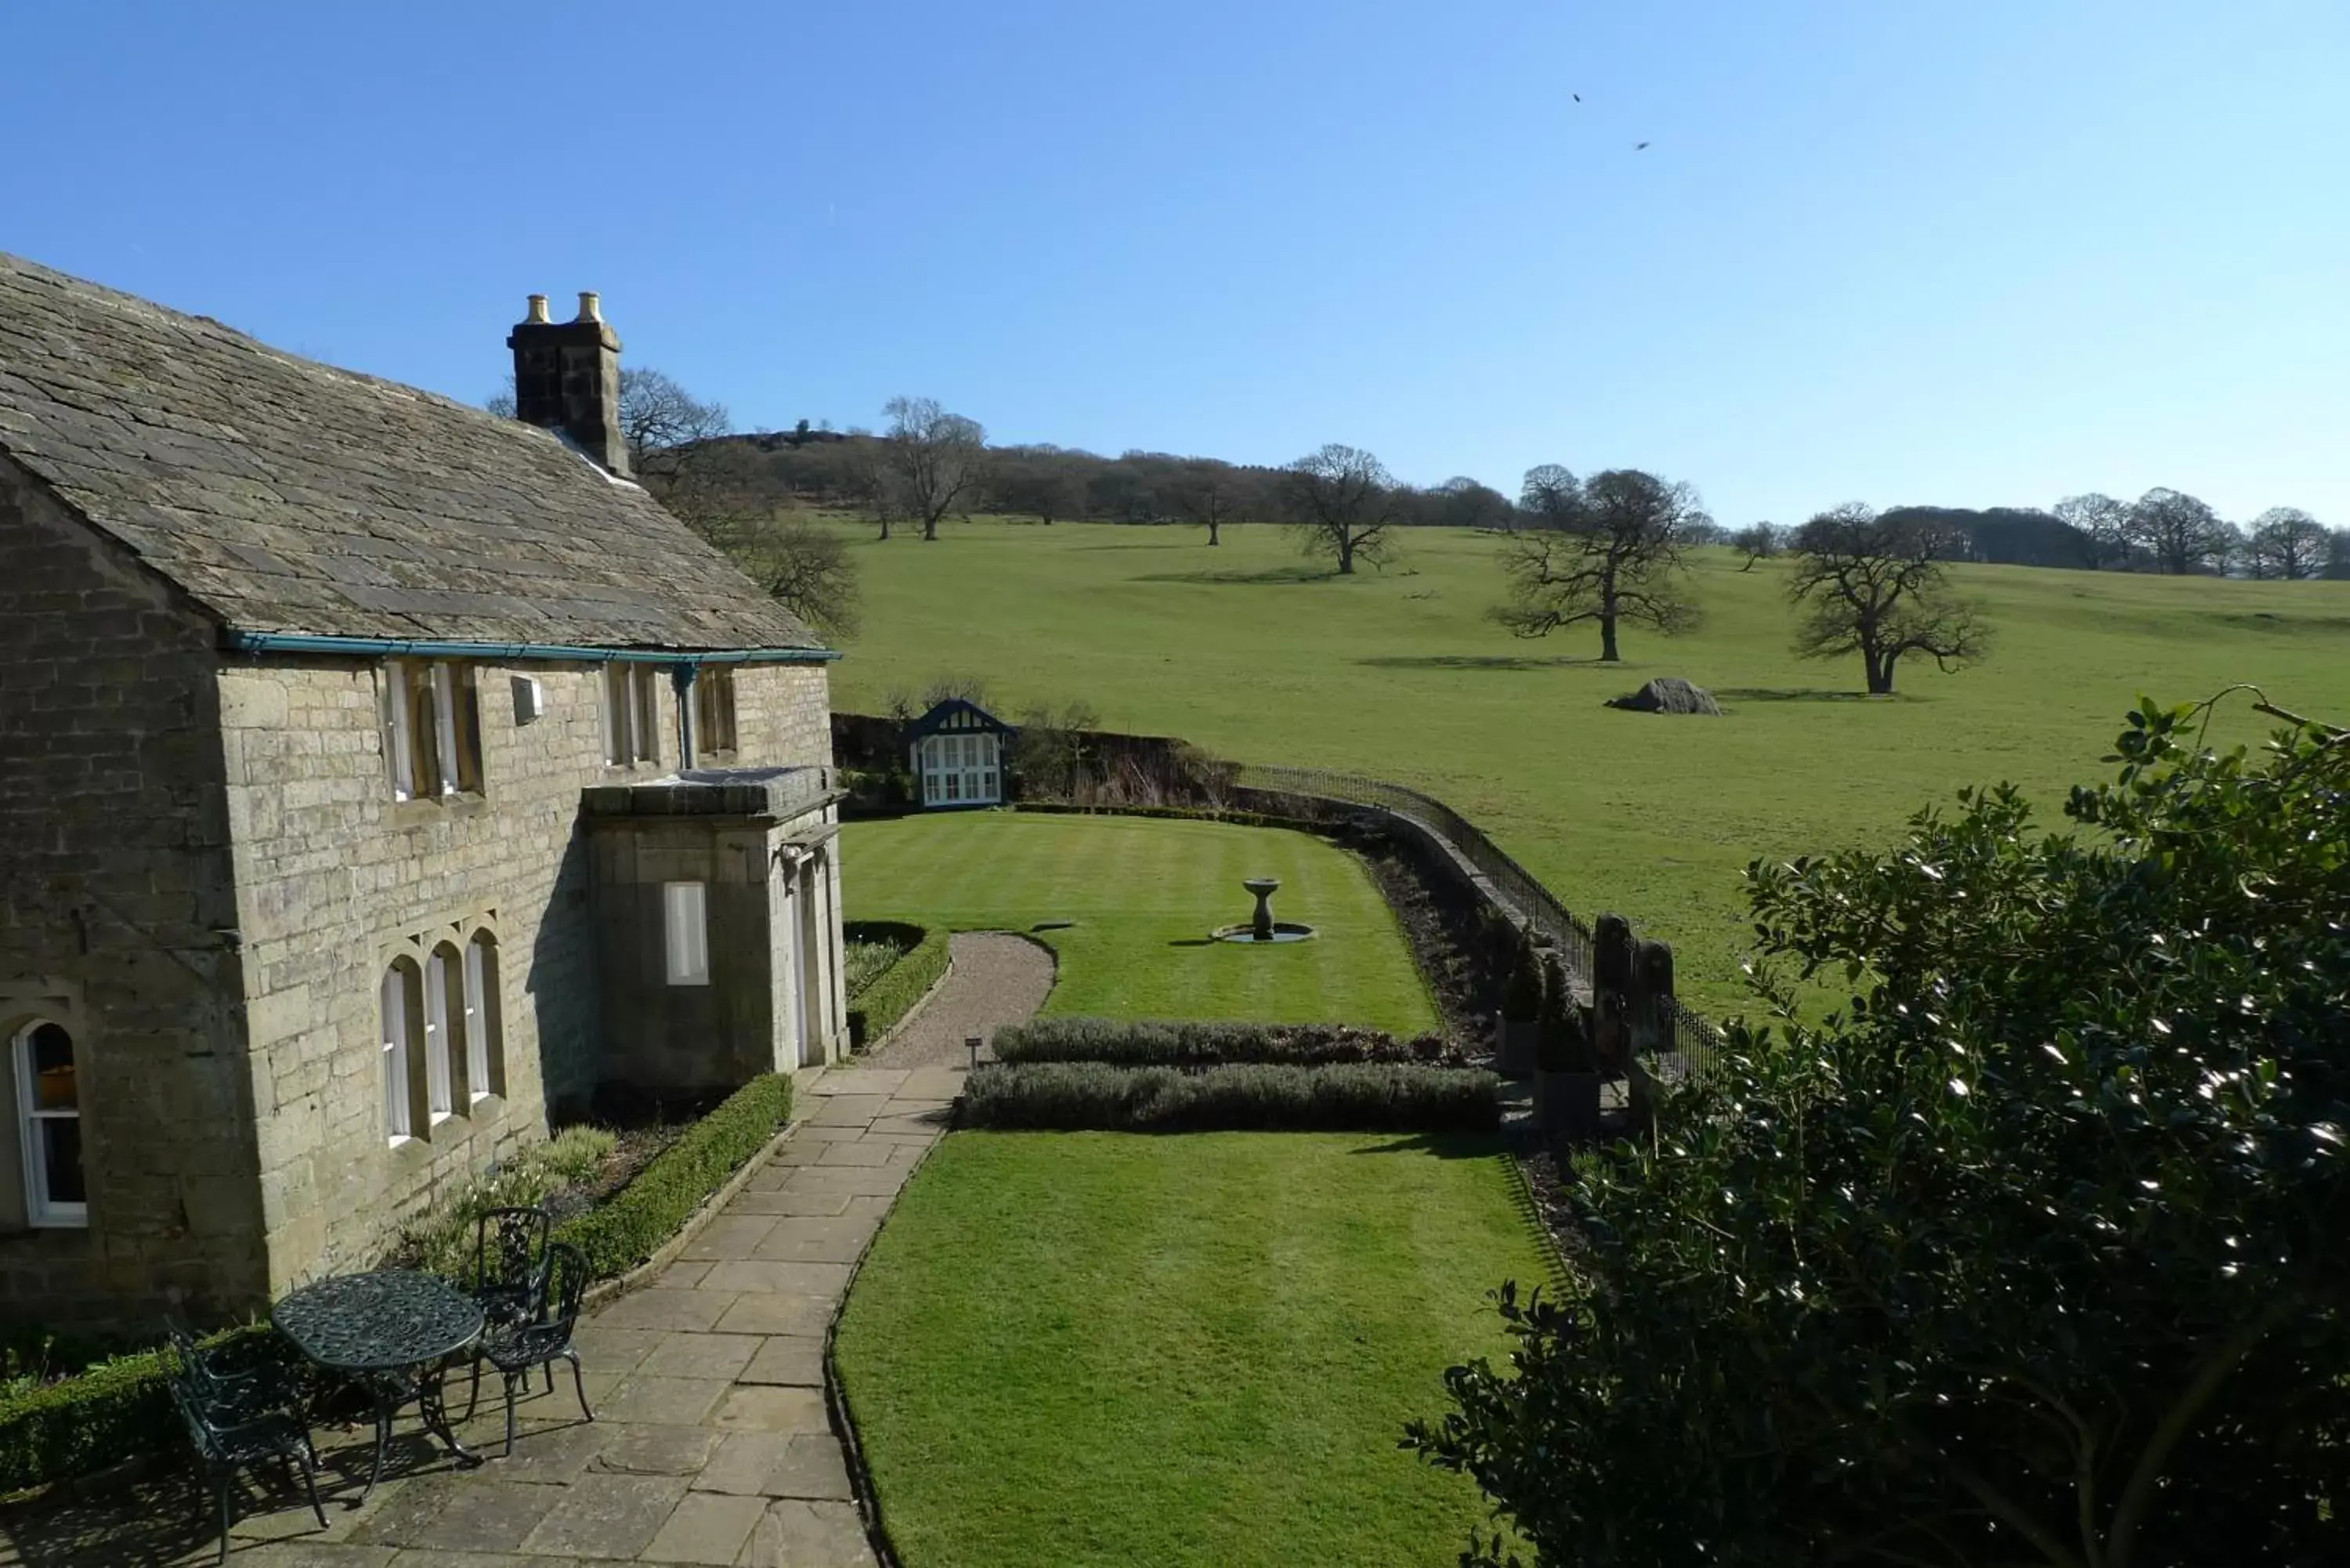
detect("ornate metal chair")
[454,1204,550,1421]
[480,1240,594,1458]
[164,1321,327,1565]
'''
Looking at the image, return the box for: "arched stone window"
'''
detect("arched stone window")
[380,959,428,1143]
[425,943,465,1121]
[10,1020,85,1228]
[462,931,504,1102]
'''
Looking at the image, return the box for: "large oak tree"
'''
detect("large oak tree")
[881,395,987,542]
[1786,503,1989,694]
[2125,486,2231,575]
[1276,443,1401,574]
[1492,467,1707,661]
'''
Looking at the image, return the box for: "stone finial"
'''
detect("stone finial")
[1594,912,1636,998]
[524,294,551,324]
[575,291,603,324]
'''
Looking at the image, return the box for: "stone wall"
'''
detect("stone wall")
[0,459,266,1327]
[219,656,833,1298]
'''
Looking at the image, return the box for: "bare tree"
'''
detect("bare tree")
[1276,444,1401,575]
[1436,476,1515,533]
[1492,468,1707,660]
[689,511,861,639]
[1167,461,1248,546]
[1787,503,1990,695]
[990,448,1086,526]
[880,396,987,542]
[508,363,859,638]
[2328,527,2350,582]
[2052,492,2134,570]
[2126,487,2231,575]
[1731,522,1782,572]
[484,367,728,477]
[618,369,729,470]
[2244,507,2330,580]
[838,436,902,540]
[1518,464,1581,528]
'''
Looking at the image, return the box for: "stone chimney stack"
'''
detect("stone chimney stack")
[507,291,630,476]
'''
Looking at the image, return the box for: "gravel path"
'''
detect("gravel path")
[862,930,1058,1071]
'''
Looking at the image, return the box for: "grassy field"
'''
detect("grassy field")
[841,811,1441,1036]
[825,518,2350,1016]
[833,1131,1546,1568]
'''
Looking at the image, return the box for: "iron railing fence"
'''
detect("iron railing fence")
[1228,761,1727,1081]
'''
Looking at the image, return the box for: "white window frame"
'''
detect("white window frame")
[920,732,1000,806]
[381,965,416,1144]
[606,664,663,767]
[424,946,459,1122]
[12,1021,85,1229]
[430,665,464,797]
[384,659,481,801]
[463,934,500,1103]
[664,880,710,986]
[385,663,420,800]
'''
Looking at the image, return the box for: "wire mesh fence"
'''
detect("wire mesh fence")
[1229,761,1727,1081]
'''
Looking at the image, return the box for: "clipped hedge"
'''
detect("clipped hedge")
[990,1016,1461,1068]
[848,923,949,1049]
[961,1061,1501,1133]
[556,1072,794,1279]
[0,1321,273,1497]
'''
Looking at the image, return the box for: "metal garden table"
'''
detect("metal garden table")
[272,1269,486,1499]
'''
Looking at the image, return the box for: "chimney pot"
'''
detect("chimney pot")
[505,290,629,477]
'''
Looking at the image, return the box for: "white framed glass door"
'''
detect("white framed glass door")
[920,733,1000,805]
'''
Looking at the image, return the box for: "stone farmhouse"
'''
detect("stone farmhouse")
[0,255,848,1328]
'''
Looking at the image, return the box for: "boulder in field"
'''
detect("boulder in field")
[1605,677,1723,716]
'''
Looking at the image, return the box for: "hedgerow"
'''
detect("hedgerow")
[961,1061,1499,1133]
[990,1017,1455,1068]
[0,1321,273,1496]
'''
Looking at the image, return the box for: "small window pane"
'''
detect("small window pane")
[385,666,416,799]
[27,1024,74,1111]
[464,938,494,1099]
[382,966,413,1140]
[425,949,456,1117]
[40,1121,84,1205]
[603,665,630,764]
[664,881,710,985]
[634,669,661,764]
[431,666,462,797]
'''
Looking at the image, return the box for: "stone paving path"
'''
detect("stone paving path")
[0,935,1054,1568]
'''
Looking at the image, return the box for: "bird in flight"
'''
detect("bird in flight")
[1573,92,1581,102]
[1635,141,1651,150]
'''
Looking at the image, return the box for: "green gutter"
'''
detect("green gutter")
[221,632,841,665]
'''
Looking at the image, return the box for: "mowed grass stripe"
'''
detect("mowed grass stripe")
[842,812,1439,1036]
[834,1132,1544,1567]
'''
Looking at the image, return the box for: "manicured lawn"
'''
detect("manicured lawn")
[833,1131,1546,1567]
[841,811,1440,1036]
[825,517,2350,1016]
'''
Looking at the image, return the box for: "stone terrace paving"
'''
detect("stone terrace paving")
[0,934,1060,1568]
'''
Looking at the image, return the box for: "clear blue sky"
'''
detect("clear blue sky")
[6,1,2344,526]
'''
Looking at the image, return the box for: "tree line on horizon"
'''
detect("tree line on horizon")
[485,370,2348,669]
[692,391,2347,582]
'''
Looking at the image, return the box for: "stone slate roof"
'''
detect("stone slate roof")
[0,252,823,652]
